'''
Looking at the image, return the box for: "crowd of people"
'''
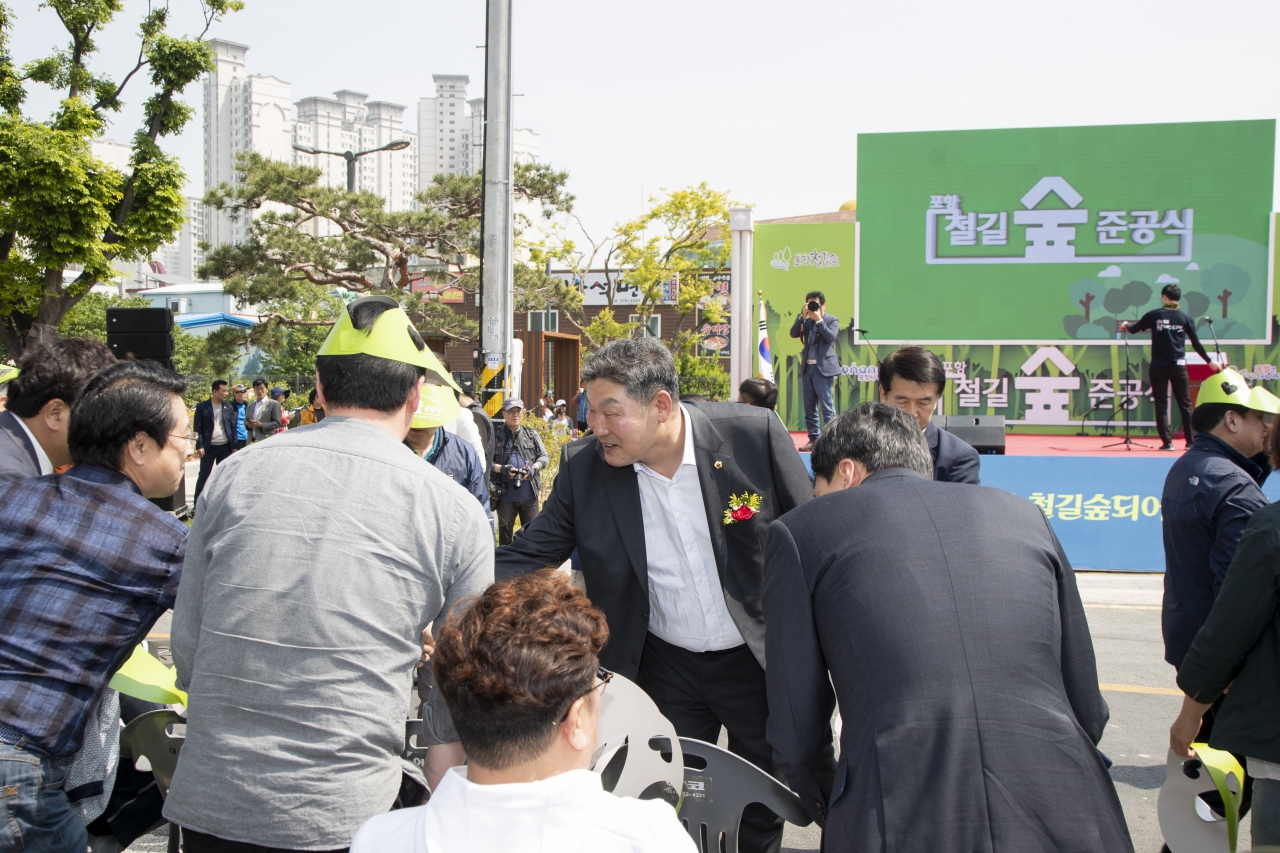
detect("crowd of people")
[0,296,1277,853]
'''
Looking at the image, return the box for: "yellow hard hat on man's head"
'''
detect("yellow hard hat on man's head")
[1193,369,1278,413]
[0,364,18,385]
[410,384,462,429]
[316,295,458,391]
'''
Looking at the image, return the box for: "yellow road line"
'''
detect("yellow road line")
[1100,683,1182,696]
[146,633,170,639]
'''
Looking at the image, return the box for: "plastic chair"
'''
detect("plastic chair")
[675,737,812,853]
[591,673,683,799]
[120,710,186,853]
[1158,745,1245,853]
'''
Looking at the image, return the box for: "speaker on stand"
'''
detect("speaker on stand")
[106,307,186,515]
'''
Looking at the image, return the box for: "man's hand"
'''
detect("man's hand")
[1209,362,1225,373]
[1119,321,1129,332]
[1169,695,1212,757]
[418,625,435,669]
[246,419,259,429]
[196,448,205,458]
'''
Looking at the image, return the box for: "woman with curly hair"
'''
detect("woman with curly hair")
[351,570,693,852]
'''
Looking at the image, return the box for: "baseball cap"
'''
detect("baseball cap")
[231,383,247,392]
[555,399,566,407]
[502,398,524,411]
[270,386,288,399]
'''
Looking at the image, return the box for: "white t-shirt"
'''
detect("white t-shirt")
[350,767,694,853]
[1249,756,1280,781]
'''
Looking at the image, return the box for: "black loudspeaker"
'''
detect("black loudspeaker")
[106,308,176,369]
[149,489,187,515]
[940,415,1006,455]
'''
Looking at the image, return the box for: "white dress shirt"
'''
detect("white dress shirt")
[349,767,695,853]
[14,415,53,475]
[633,405,745,653]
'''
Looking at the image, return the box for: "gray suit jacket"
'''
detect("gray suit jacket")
[245,398,282,442]
[0,410,40,484]
[494,402,814,679]
[765,469,1131,852]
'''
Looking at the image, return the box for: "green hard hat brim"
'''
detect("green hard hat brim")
[1195,370,1256,410]
[317,296,459,392]
[411,384,463,429]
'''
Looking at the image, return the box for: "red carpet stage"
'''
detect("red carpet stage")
[790,432,1188,457]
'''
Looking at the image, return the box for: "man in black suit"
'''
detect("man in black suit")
[495,337,813,853]
[0,338,116,484]
[764,402,1131,852]
[192,379,238,509]
[879,345,980,483]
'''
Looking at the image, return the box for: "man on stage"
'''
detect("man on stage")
[495,337,814,853]
[789,290,840,451]
[878,345,980,484]
[1120,283,1221,450]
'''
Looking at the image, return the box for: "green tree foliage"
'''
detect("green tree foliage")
[57,290,149,342]
[0,0,242,357]
[577,307,638,353]
[200,153,577,350]
[675,351,730,400]
[614,183,733,356]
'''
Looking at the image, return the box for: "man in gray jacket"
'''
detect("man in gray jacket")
[243,378,282,442]
[764,402,1131,852]
[165,297,493,853]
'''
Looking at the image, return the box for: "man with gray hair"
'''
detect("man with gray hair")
[764,402,1132,852]
[496,337,813,853]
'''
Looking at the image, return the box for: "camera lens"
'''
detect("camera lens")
[808,301,821,312]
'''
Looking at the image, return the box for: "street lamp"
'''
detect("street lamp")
[292,139,412,192]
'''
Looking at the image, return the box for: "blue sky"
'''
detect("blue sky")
[12,0,1280,240]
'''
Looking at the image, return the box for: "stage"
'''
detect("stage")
[792,432,1280,572]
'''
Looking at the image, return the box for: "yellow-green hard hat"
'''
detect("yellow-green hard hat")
[317,296,458,391]
[1194,369,1268,411]
[0,364,18,384]
[1247,385,1280,415]
[411,384,462,429]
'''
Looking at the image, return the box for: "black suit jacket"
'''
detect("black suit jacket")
[0,410,40,484]
[494,402,813,678]
[764,469,1130,852]
[925,420,981,484]
[193,398,237,452]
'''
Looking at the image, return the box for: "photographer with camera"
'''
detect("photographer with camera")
[789,291,841,451]
[491,398,549,545]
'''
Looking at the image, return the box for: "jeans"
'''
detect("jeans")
[1256,777,1280,851]
[0,743,86,853]
[496,499,539,546]
[801,363,836,441]
[1150,364,1193,446]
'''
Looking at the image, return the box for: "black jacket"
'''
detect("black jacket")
[492,423,548,495]
[1178,502,1280,764]
[467,401,494,470]
[193,398,237,452]
[1160,432,1268,668]
[494,402,813,678]
[925,421,981,484]
[765,470,1127,849]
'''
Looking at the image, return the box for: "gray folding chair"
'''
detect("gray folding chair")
[676,737,812,853]
[120,710,186,853]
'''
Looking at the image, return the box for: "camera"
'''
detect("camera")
[807,300,821,312]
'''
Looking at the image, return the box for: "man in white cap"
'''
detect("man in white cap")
[165,296,494,853]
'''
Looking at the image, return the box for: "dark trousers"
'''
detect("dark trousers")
[637,633,784,853]
[193,443,233,508]
[801,364,836,441]
[1150,364,1193,446]
[183,828,347,853]
[496,498,539,545]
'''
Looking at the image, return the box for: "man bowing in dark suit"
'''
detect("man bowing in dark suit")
[495,337,813,853]
[764,402,1132,852]
[879,345,980,483]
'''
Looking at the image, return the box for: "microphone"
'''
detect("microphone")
[1202,316,1214,324]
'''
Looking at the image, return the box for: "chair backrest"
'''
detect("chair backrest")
[591,673,683,799]
[1158,746,1244,853]
[676,737,812,853]
[120,710,185,796]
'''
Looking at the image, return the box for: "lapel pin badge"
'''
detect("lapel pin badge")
[714,460,723,469]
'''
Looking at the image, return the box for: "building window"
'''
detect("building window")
[629,314,661,338]
[528,310,558,332]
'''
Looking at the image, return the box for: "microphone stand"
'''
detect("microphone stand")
[851,326,880,366]
[1203,316,1225,367]
[1103,326,1154,451]
[1077,397,1107,436]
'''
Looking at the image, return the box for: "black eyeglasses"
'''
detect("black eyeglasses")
[557,667,614,724]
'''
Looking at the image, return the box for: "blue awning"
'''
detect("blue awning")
[174,313,257,331]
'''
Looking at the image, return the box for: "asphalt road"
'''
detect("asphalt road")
[134,572,1236,852]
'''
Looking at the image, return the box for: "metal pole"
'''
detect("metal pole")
[478,0,514,414]
[345,152,356,192]
[728,207,754,393]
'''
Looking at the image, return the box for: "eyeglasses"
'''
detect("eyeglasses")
[169,432,197,444]
[557,667,614,724]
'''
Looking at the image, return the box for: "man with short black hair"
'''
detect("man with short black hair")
[1121,283,1221,450]
[738,377,778,410]
[243,378,281,442]
[0,338,116,483]
[192,379,235,508]
[789,290,840,450]
[165,295,493,853]
[765,402,1130,851]
[879,345,980,484]
[0,361,190,852]
[496,337,813,853]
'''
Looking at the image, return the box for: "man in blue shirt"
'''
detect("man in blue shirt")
[0,361,190,853]
[230,384,249,449]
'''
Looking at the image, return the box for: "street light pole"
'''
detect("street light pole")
[478,0,514,413]
[291,139,411,193]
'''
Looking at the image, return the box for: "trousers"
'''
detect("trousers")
[194,443,234,509]
[636,633,784,853]
[496,498,539,546]
[1255,777,1280,850]
[1150,364,1193,446]
[801,364,836,441]
[0,742,86,853]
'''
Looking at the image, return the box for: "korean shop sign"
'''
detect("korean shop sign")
[857,120,1275,343]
